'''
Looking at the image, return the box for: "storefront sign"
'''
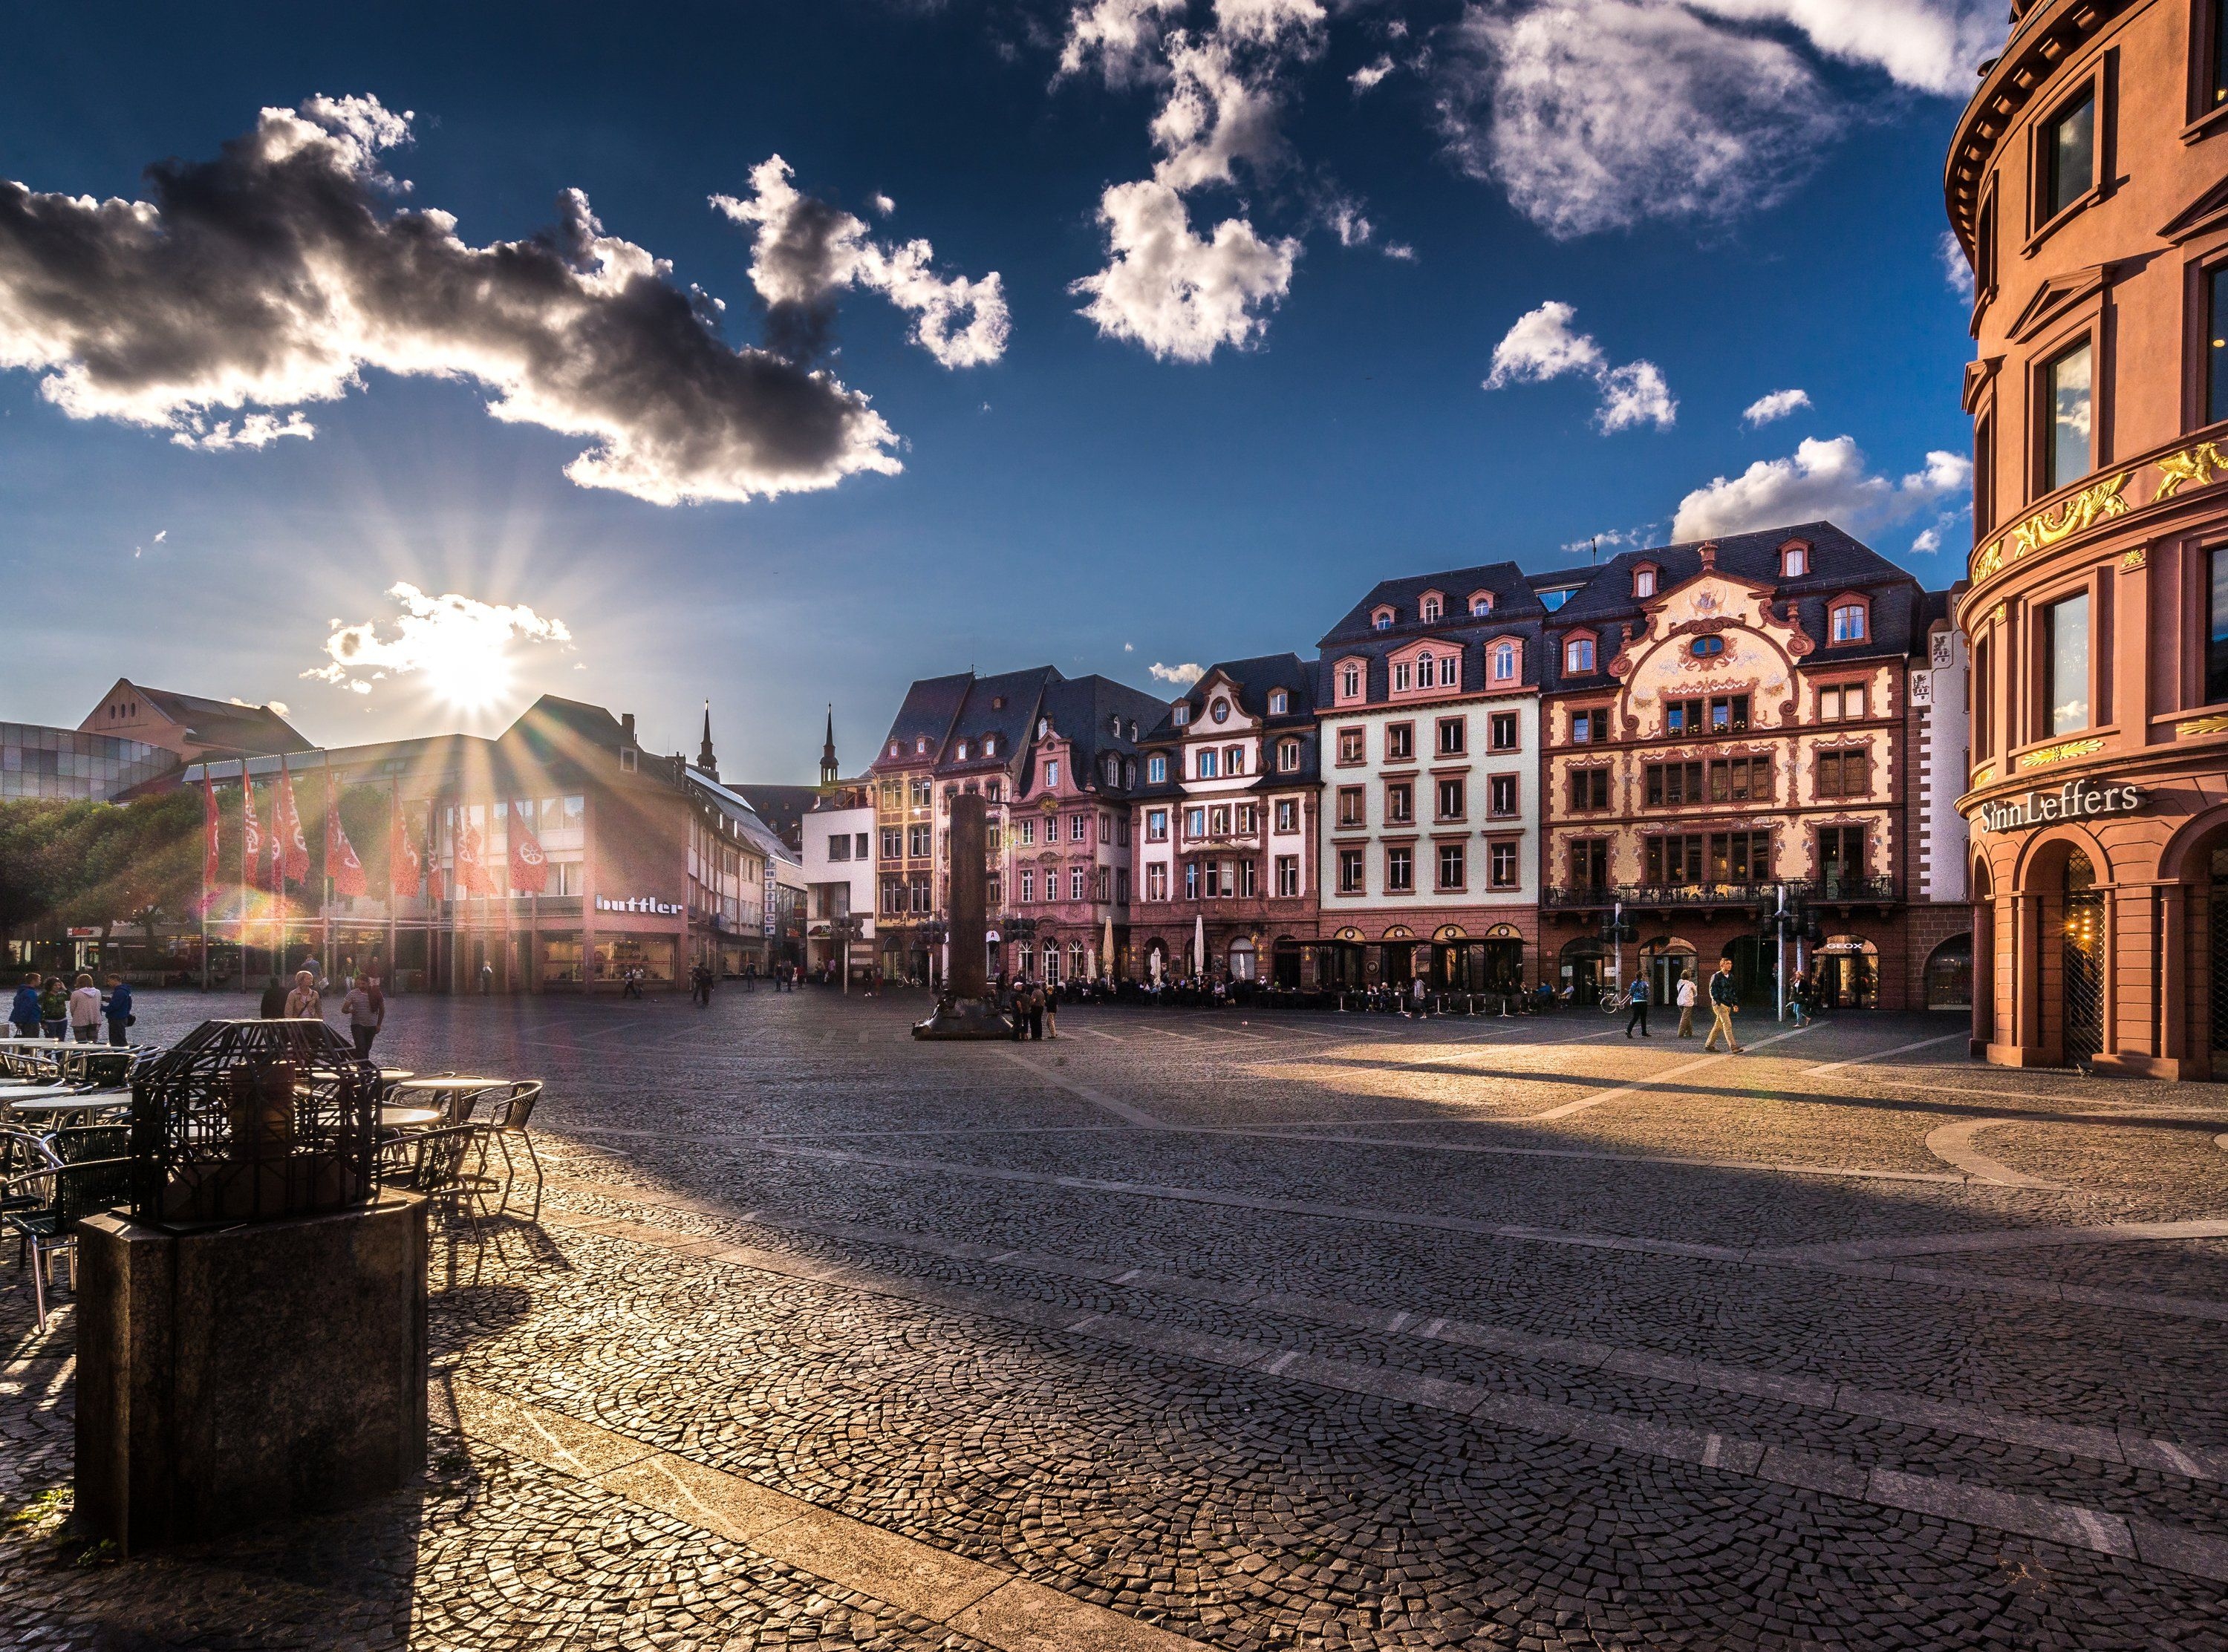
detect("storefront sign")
[595,895,683,915]
[1976,781,2146,834]
[763,868,778,936]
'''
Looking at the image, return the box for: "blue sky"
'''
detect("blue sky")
[0,1,2000,780]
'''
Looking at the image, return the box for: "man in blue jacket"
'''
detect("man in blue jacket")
[10,973,42,1038]
[1701,955,1745,1054]
[1624,970,1651,1038]
[103,974,134,1045]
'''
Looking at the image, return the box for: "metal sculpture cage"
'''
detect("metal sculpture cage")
[128,1019,378,1230]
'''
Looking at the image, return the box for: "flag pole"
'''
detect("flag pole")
[322,749,334,985]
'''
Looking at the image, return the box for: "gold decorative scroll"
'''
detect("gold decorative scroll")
[2154,441,2227,502]
[1990,602,2007,628]
[2020,737,2105,768]
[2175,715,2228,737]
[1970,763,1996,787]
[2121,547,2146,571]
[1970,471,2133,581]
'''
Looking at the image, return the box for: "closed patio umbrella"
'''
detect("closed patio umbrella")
[1194,913,1207,980]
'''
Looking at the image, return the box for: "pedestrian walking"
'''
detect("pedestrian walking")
[10,972,42,1038]
[68,973,103,1042]
[478,959,495,995]
[1043,985,1058,1039]
[103,974,134,1046]
[1788,969,1812,1028]
[40,976,70,1040]
[341,975,385,1057]
[286,969,323,1021]
[1701,955,1745,1053]
[259,973,290,1019]
[1675,970,1698,1038]
[1625,970,1651,1038]
[1026,980,1046,1041]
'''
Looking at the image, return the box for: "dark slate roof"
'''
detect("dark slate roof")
[135,685,309,754]
[946,667,1060,762]
[1040,674,1165,762]
[1142,653,1317,740]
[728,784,821,849]
[503,696,628,754]
[1318,561,1546,647]
[1534,520,1927,693]
[872,672,974,769]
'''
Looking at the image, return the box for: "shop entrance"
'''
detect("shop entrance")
[1560,937,1606,1005]
[2211,854,2228,1060]
[1924,936,1973,1009]
[1816,937,1878,1009]
[2063,852,2104,1065]
[1480,938,1524,995]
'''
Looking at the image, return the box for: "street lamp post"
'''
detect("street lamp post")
[831,912,864,995]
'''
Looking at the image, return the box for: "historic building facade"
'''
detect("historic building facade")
[1539,525,1952,1011]
[1129,656,1321,987]
[1950,0,2228,1074]
[1312,568,1547,993]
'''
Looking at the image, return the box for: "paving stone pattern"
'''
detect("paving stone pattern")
[7,987,2228,1649]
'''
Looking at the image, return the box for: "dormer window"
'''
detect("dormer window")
[1632,564,1658,598]
[1565,635,1597,675]
[1338,664,1361,700]
[1037,717,1050,738]
[1104,754,1119,785]
[1470,592,1494,617]
[1172,702,1190,725]
[1491,640,1518,682]
[915,737,928,755]
[1268,688,1289,715]
[1830,599,1869,644]
[1277,738,1300,772]
[1372,606,1395,630]
[1420,592,1443,622]
[983,735,997,756]
[1415,653,1433,686]
[956,740,969,761]
[1780,539,1810,578]
[889,742,900,757]
[1148,754,1167,783]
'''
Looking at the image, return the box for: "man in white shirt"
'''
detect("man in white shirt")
[1675,970,1698,1038]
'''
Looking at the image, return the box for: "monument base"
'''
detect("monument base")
[913,996,1016,1040]
[74,1195,429,1555]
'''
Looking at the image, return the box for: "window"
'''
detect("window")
[1392,662,1413,693]
[1020,818,1035,846]
[1633,566,1657,598]
[1421,595,1442,621]
[1210,805,1231,835]
[1489,840,1519,889]
[1488,774,1517,817]
[1274,798,1297,833]
[1491,640,1517,682]
[1184,806,1207,839]
[911,777,931,806]
[1571,839,1609,890]
[881,827,902,859]
[1104,754,1118,786]
[1339,848,1366,892]
[2044,592,2091,736]
[1185,862,1199,901]
[1489,711,1518,751]
[1829,603,1868,644]
[1387,723,1414,761]
[1386,846,1414,892]
[1436,777,1465,820]
[1070,813,1088,842]
[1236,803,1256,835]
[1471,593,1494,617]
[1149,754,1167,784]
[1690,636,1724,658]
[1225,745,1245,774]
[2040,88,2096,223]
[1975,635,1994,757]
[1570,708,1608,745]
[1666,698,1702,736]
[2207,264,2228,427]
[1276,854,1300,897]
[1277,738,1300,772]
[1239,858,1258,898]
[1020,870,1034,903]
[2208,547,2228,706]
[1045,760,1061,788]
[1071,868,1087,901]
[1566,636,1596,674]
[1385,781,1413,824]
[1338,786,1366,827]
[827,832,852,862]
[1116,869,1130,902]
[1173,703,1190,725]
[908,824,931,856]
[1818,826,1866,887]
[1644,761,1704,807]
[1197,749,1219,779]
[1373,607,1394,630]
[1147,863,1168,901]
[1709,756,1773,803]
[1340,665,1362,699]
[1338,727,1364,764]
[1782,542,1808,578]
[2209,0,2228,111]
[1147,808,1169,841]
[1437,843,1466,890]
[1567,767,1610,812]
[1210,698,1231,724]
[1437,717,1466,756]
[1710,831,1771,884]
[1818,684,1862,720]
[1269,689,1289,715]
[1709,694,1751,731]
[1817,747,1870,799]
[1646,835,1704,885]
[1975,411,1996,535]
[2042,339,2094,492]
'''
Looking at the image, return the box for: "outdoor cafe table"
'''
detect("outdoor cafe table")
[377,1105,445,1132]
[7,1091,129,1123]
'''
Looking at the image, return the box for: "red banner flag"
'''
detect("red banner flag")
[508,800,549,895]
[327,798,367,897]
[390,793,422,900]
[241,778,266,892]
[201,778,222,912]
[426,806,445,905]
[456,816,492,898]
[274,763,311,885]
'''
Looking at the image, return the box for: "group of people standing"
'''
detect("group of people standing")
[997,976,1055,1040]
[259,964,387,1057]
[9,971,132,1044]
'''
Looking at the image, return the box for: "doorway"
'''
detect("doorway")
[2063,852,2103,1065]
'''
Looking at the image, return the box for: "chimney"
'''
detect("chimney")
[621,712,636,745]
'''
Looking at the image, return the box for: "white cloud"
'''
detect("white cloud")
[1670,435,1973,541]
[1383,241,1416,261]
[1150,660,1205,685]
[1072,180,1298,362]
[306,583,573,699]
[1485,301,1675,432]
[1681,0,2004,97]
[1124,641,1135,651]
[1938,228,1976,301]
[0,97,905,506]
[152,529,166,543]
[1742,388,1812,426]
[1912,525,1943,554]
[1350,53,1395,92]
[713,157,1009,370]
[1059,0,1189,85]
[1326,197,1374,247]
[870,192,896,216]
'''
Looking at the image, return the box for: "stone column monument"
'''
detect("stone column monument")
[914,792,1012,1039]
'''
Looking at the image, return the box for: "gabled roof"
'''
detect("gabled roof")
[947,667,1060,760]
[1144,653,1317,740]
[1038,674,1166,765]
[728,784,821,849]
[872,672,975,768]
[686,770,800,865]
[1319,561,1546,647]
[128,683,309,754]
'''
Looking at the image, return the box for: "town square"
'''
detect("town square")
[5,0,2228,1646]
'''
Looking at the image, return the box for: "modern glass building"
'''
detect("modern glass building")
[0,722,177,801]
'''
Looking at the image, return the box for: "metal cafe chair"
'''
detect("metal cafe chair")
[460,1082,544,1221]
[2,1156,132,1330]
[0,1127,57,1218]
[45,1123,131,1165]
[377,1123,496,1287]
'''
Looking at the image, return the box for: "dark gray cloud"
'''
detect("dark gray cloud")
[0,94,901,503]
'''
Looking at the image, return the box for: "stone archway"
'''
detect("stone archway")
[2154,806,2228,1080]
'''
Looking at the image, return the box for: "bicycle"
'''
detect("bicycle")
[1599,985,1635,1015]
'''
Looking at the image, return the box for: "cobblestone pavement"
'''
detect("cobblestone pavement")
[7,986,2228,1649]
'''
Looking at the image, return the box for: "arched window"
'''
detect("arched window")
[1416,653,1434,685]
[1566,635,1597,674]
[1104,754,1119,785]
[1633,564,1658,598]
[1421,595,1442,621]
[1830,601,1869,643]
[1491,640,1517,682]
[1340,665,1361,699]
[1690,636,1724,658]
[1470,592,1494,617]
[1124,759,1137,787]
[1268,689,1289,715]
[1781,540,1810,578]
[1372,606,1395,630]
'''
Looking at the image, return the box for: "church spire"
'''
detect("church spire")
[819,704,839,789]
[697,701,718,781]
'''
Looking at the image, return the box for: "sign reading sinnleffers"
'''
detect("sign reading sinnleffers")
[1976,781,2146,834]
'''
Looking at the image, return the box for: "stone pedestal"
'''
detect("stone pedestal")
[916,792,1013,1041]
[74,1195,429,1555]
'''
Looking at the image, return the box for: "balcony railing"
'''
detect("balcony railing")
[1543,875,1898,910]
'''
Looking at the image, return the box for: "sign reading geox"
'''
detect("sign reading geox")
[1977,781,2146,833]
